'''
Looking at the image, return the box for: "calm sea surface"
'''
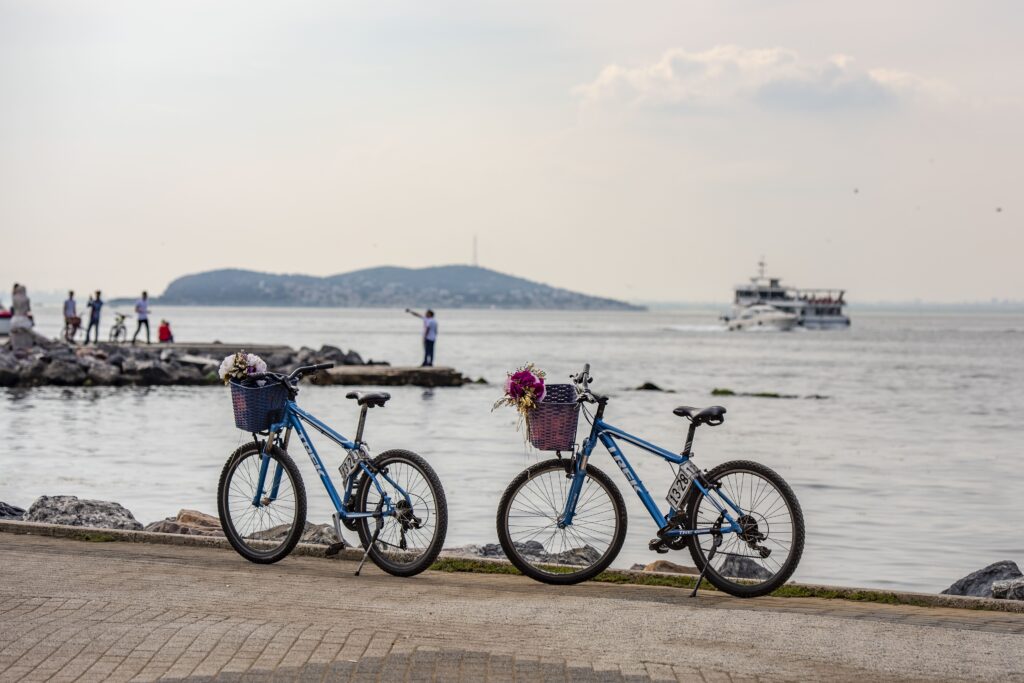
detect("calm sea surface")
[3,304,1023,592]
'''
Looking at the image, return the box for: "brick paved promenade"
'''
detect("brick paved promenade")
[1,534,1022,682]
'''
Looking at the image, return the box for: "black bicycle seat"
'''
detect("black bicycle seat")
[345,391,391,408]
[673,405,726,426]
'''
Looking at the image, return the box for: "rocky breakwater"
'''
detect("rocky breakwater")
[3,496,342,546]
[0,341,367,388]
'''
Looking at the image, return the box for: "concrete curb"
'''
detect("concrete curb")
[2,519,1022,614]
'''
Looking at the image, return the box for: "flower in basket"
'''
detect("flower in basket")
[218,351,268,385]
[492,363,546,419]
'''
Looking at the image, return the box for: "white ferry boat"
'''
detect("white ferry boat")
[726,304,800,331]
[727,261,850,329]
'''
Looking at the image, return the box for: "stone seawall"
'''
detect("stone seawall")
[0,340,474,387]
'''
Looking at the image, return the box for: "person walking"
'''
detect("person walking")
[9,283,35,355]
[63,290,79,343]
[132,291,151,344]
[85,291,103,344]
[405,308,438,367]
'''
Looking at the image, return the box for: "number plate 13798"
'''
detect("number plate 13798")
[666,460,702,509]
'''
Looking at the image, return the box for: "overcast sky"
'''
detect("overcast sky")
[1,1,1020,303]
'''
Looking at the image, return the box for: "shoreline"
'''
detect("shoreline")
[2,519,1020,614]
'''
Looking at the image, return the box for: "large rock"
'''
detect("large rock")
[0,354,18,387]
[440,540,598,567]
[250,521,339,545]
[718,556,773,581]
[301,523,340,545]
[23,495,143,530]
[643,559,699,575]
[0,502,26,519]
[145,509,224,536]
[941,561,1023,597]
[41,359,87,385]
[992,577,1024,601]
[85,360,121,385]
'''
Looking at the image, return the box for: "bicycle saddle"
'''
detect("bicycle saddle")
[673,405,726,426]
[345,391,391,408]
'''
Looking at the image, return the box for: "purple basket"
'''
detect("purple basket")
[527,384,580,451]
[230,380,288,432]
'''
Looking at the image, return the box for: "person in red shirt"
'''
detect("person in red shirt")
[158,319,174,343]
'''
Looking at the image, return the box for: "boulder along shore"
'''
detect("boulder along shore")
[0,340,474,387]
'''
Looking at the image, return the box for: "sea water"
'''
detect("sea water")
[2,305,1023,592]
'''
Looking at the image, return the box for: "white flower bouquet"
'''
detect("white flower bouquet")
[218,351,268,385]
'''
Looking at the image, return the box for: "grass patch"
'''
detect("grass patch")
[429,558,965,610]
[78,531,119,542]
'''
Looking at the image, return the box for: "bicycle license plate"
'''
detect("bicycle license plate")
[666,460,702,509]
[338,450,365,482]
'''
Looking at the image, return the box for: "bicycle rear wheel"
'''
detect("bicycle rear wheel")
[497,459,626,585]
[217,442,307,564]
[684,460,804,597]
[353,449,447,577]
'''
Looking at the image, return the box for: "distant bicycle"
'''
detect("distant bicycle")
[108,313,127,343]
[496,364,804,598]
[218,363,448,577]
[63,316,83,343]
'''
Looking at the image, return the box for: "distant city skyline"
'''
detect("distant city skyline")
[1,2,1021,303]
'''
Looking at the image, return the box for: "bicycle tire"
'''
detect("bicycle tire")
[353,449,448,577]
[683,460,804,598]
[497,458,627,585]
[217,441,307,564]
[110,326,126,344]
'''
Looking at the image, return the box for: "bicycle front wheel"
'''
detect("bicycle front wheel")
[217,442,307,564]
[684,460,804,597]
[110,326,126,343]
[354,449,448,577]
[497,459,627,585]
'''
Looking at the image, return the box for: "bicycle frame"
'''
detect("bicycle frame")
[562,416,746,539]
[250,400,412,522]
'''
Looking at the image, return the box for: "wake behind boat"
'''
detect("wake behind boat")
[724,261,851,330]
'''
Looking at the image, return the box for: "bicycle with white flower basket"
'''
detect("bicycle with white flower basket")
[216,351,447,577]
[495,363,804,598]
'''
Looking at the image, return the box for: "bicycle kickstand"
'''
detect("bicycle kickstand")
[689,515,724,599]
[355,500,384,576]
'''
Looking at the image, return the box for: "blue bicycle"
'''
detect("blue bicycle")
[217,363,448,577]
[497,365,804,597]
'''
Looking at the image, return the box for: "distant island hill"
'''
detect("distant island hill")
[154,265,644,311]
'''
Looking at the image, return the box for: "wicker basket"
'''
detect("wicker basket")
[229,380,289,432]
[527,384,580,451]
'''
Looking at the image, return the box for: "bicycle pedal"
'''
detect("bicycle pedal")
[324,542,346,557]
[648,538,669,554]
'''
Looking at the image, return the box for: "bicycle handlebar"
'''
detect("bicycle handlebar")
[571,363,607,405]
[248,363,335,386]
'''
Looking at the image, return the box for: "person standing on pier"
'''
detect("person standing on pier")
[9,284,35,355]
[405,308,438,367]
[63,291,79,342]
[132,291,151,344]
[85,291,103,344]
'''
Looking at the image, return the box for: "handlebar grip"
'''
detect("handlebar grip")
[308,363,334,372]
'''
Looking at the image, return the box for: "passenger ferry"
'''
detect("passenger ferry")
[727,261,850,329]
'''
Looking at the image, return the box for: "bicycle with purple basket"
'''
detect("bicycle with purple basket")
[217,363,447,577]
[496,364,804,597]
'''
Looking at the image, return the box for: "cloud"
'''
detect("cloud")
[573,46,953,112]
